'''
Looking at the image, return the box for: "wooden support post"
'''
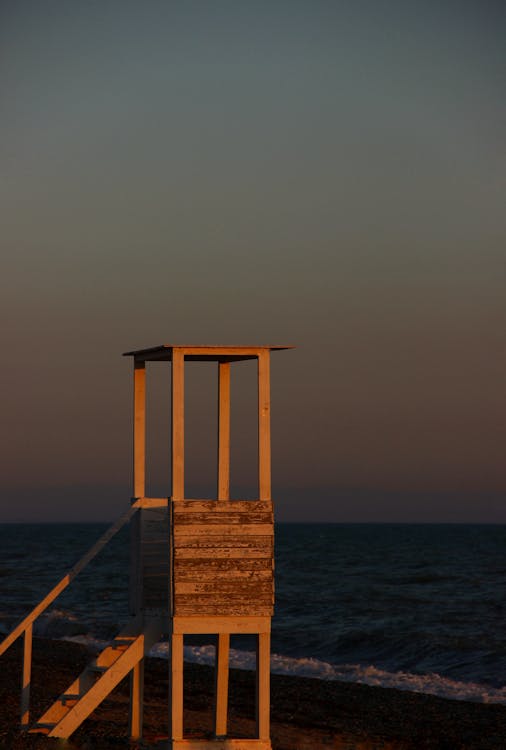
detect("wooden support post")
[131,360,146,619]
[214,632,230,738]
[258,351,271,501]
[257,352,272,741]
[133,360,146,499]
[172,349,185,500]
[20,623,32,729]
[171,352,185,740]
[170,633,184,741]
[217,361,231,502]
[129,658,144,740]
[256,631,270,741]
[215,361,232,736]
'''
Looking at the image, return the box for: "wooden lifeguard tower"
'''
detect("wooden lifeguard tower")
[0,344,291,748]
[126,344,291,748]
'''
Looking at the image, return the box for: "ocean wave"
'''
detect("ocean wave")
[34,609,89,638]
[62,636,506,706]
[6,604,503,708]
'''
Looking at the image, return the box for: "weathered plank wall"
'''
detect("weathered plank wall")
[172,500,274,617]
[130,506,170,614]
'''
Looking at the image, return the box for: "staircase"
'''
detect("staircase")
[0,500,166,738]
[30,618,162,738]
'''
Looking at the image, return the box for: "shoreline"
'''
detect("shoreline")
[0,639,504,749]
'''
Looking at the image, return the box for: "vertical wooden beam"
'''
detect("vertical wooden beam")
[213,632,230,738]
[170,633,184,740]
[257,352,272,740]
[258,350,271,501]
[20,623,32,728]
[255,630,270,740]
[217,361,231,502]
[133,360,146,499]
[169,355,184,749]
[171,349,185,500]
[132,360,146,728]
[131,360,145,618]
[129,658,144,740]
[216,360,231,736]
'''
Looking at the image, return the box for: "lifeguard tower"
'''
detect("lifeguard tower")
[0,344,291,748]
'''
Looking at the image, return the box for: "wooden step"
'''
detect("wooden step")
[30,617,165,739]
[29,722,55,735]
[47,635,145,738]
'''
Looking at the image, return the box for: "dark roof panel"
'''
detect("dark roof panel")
[123,345,294,362]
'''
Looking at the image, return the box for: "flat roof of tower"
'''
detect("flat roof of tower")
[123,344,294,362]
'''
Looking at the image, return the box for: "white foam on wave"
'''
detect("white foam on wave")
[149,643,506,706]
[61,636,506,706]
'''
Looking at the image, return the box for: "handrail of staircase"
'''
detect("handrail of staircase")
[0,500,142,659]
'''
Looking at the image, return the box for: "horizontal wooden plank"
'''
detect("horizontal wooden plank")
[175,548,272,560]
[174,605,273,617]
[173,524,273,537]
[175,580,273,594]
[172,615,271,634]
[175,570,271,583]
[174,535,272,549]
[175,558,273,572]
[174,511,273,526]
[175,593,274,606]
[172,501,273,513]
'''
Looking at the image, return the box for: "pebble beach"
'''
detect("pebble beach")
[0,639,504,750]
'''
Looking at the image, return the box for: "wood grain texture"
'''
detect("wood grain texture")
[174,605,273,616]
[175,581,273,595]
[173,500,272,513]
[172,500,274,616]
[174,547,273,559]
[174,512,273,525]
[175,570,272,583]
[175,559,273,572]
[173,524,273,537]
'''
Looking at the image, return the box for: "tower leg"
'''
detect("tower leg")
[214,633,230,737]
[129,658,144,739]
[170,633,184,741]
[256,631,270,740]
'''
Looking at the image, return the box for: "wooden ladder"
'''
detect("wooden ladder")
[29,619,162,738]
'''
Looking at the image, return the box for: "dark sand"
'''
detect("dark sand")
[0,639,504,749]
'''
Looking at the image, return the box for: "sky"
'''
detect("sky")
[1,1,505,522]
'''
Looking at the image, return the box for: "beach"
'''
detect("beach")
[0,639,504,750]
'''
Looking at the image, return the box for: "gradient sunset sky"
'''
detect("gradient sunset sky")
[1,1,504,522]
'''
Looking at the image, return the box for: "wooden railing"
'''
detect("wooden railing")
[0,500,142,728]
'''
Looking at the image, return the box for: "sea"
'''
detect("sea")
[0,522,505,705]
